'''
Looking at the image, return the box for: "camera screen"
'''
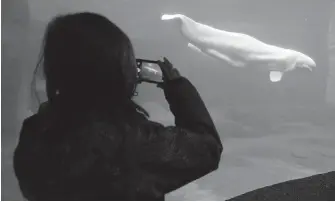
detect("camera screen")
[137,60,163,83]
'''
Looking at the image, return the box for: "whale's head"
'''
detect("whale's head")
[294,52,316,72]
[269,52,316,83]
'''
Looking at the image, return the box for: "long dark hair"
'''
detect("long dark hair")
[32,12,148,117]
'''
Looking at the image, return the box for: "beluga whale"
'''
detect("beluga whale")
[161,14,316,82]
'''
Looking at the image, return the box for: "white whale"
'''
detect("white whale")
[161,14,316,82]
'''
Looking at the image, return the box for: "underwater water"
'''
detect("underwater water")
[2,0,335,200]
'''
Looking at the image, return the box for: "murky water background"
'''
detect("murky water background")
[2,0,335,200]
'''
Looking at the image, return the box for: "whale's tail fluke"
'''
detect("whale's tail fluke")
[161,14,183,21]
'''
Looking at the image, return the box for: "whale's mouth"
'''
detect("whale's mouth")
[297,63,313,72]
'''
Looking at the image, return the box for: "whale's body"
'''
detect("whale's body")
[161,14,316,82]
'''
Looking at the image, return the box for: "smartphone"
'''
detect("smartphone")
[136,59,163,84]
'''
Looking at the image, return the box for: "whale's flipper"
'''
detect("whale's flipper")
[187,43,203,53]
[269,71,283,82]
[187,43,212,58]
[206,49,246,67]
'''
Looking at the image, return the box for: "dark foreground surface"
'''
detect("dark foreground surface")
[228,171,335,201]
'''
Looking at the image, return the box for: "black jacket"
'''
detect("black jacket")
[228,171,335,201]
[13,77,223,201]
